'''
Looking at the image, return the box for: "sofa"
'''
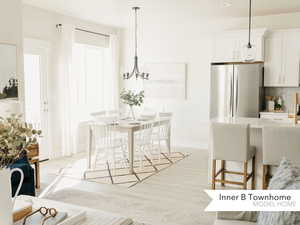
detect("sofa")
[10,155,35,197]
[214,212,256,225]
[214,220,255,225]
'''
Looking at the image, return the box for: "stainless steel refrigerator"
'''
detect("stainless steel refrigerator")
[210,62,264,119]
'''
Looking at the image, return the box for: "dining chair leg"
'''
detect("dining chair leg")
[221,160,225,187]
[251,155,256,190]
[212,160,216,189]
[243,161,248,190]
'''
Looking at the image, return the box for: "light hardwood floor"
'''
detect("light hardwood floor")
[39,148,215,225]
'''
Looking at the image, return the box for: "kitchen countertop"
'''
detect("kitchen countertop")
[211,117,300,129]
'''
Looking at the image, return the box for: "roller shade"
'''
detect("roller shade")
[75,29,110,48]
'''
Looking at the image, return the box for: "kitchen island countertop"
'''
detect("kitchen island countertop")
[211,117,300,129]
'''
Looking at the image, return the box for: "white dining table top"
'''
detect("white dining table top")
[88,117,170,130]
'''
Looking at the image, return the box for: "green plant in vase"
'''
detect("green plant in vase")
[120,90,144,120]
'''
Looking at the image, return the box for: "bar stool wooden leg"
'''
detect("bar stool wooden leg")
[243,161,248,189]
[251,155,256,190]
[262,165,269,190]
[212,160,216,189]
[221,160,225,187]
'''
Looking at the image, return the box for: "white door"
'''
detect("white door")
[24,39,50,160]
[264,33,283,87]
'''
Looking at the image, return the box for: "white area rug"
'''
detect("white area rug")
[41,148,214,225]
[56,152,189,188]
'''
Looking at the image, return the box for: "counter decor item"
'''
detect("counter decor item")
[265,96,275,112]
[0,114,41,225]
[275,96,283,111]
[120,90,144,120]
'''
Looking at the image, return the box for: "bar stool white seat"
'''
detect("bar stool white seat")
[211,122,256,189]
[262,126,300,189]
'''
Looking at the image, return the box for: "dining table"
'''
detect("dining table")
[85,118,171,175]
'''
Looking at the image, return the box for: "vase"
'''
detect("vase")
[0,168,24,225]
[129,105,136,120]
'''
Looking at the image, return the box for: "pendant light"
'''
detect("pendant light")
[243,0,256,61]
[123,7,149,80]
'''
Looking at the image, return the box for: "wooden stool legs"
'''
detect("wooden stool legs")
[262,165,270,190]
[243,161,248,189]
[211,155,256,190]
[251,155,256,190]
[221,160,225,187]
[212,160,216,189]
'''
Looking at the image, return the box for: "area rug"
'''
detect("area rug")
[56,152,189,188]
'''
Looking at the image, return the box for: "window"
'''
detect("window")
[72,43,111,121]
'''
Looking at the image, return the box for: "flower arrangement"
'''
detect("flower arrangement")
[120,90,145,107]
[0,114,41,169]
[120,90,145,119]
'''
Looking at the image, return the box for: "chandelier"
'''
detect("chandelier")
[123,7,149,80]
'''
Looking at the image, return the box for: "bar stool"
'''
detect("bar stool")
[262,126,300,189]
[211,122,256,190]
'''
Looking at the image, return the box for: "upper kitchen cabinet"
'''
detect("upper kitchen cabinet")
[264,30,300,87]
[212,28,266,63]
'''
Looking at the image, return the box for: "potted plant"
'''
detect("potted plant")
[0,114,41,225]
[120,90,145,120]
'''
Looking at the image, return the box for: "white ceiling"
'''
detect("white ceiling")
[22,0,300,27]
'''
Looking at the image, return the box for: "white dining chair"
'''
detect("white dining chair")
[135,123,154,169]
[211,122,256,190]
[92,119,128,173]
[262,126,300,189]
[90,111,106,119]
[107,110,120,117]
[151,112,173,159]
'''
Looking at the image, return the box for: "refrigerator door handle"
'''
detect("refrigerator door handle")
[230,72,234,117]
[235,75,239,116]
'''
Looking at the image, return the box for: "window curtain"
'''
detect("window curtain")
[51,24,77,158]
[76,34,120,153]
[51,26,120,158]
[107,34,120,111]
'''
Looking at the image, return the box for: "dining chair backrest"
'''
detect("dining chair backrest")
[159,112,173,118]
[263,126,300,166]
[90,111,106,120]
[138,123,153,143]
[107,110,120,117]
[92,122,119,150]
[140,114,157,120]
[211,122,250,162]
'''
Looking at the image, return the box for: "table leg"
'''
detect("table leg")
[167,125,171,154]
[87,126,93,170]
[128,130,134,174]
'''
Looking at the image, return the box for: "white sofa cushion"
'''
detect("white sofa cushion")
[214,219,255,225]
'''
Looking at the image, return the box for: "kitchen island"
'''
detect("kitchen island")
[209,117,299,189]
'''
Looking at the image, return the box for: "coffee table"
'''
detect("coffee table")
[14,195,146,225]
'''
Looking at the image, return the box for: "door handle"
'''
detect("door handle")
[235,76,239,116]
[230,73,234,117]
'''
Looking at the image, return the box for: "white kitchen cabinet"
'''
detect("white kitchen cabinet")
[264,32,283,86]
[264,30,300,87]
[212,29,266,63]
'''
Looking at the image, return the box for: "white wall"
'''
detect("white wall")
[22,5,120,158]
[120,11,300,149]
[0,0,23,116]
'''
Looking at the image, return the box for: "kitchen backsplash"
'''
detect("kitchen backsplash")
[264,87,300,113]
